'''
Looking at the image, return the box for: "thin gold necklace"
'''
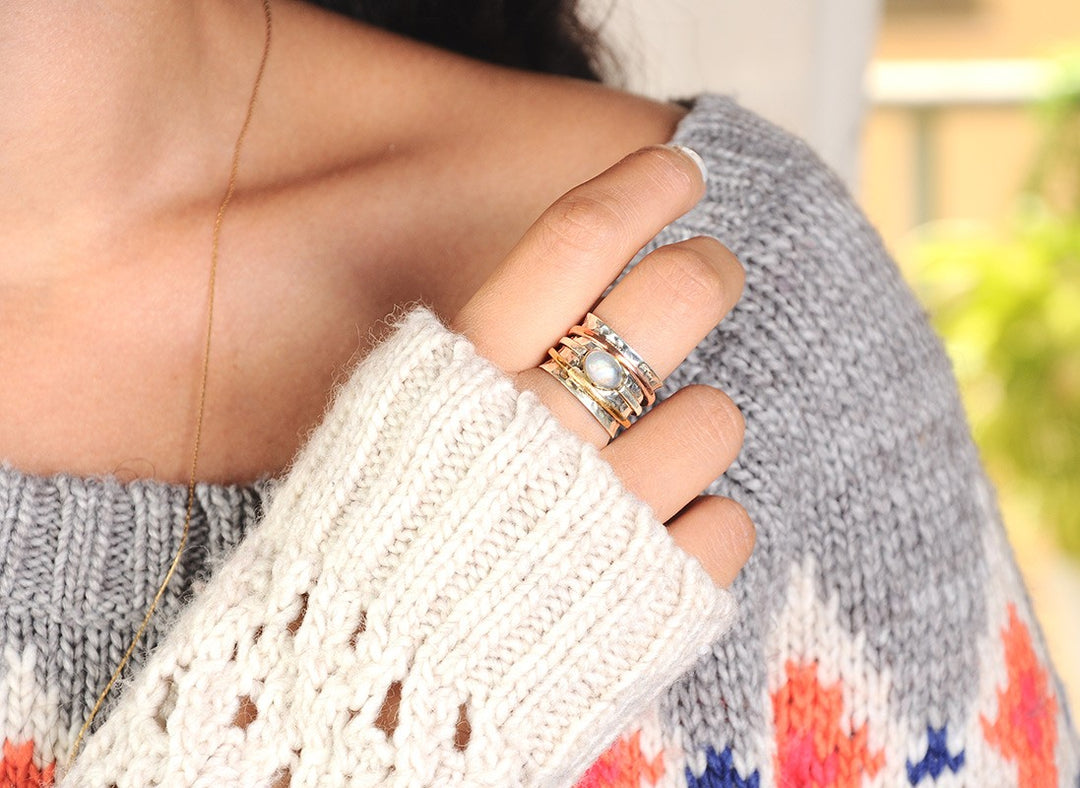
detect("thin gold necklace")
[66,0,273,766]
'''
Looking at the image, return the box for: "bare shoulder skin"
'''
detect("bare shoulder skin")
[0,0,688,484]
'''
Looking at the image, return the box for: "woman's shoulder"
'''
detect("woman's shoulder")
[266,2,683,178]
[268,1,846,236]
[269,1,843,210]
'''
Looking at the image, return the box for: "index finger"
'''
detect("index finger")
[449,144,707,372]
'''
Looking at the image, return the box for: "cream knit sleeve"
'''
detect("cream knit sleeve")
[59,304,738,788]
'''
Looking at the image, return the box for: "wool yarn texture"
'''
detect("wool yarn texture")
[1,94,1077,787]
[51,301,735,787]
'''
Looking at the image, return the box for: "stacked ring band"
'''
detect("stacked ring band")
[538,312,664,439]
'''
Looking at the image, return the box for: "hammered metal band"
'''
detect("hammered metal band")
[554,335,646,416]
[572,312,662,406]
[538,311,664,439]
[540,354,625,437]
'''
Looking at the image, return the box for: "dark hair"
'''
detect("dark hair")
[307,1,621,84]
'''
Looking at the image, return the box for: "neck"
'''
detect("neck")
[0,0,269,273]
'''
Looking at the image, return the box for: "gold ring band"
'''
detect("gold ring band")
[540,353,626,437]
[571,312,662,405]
[538,311,663,440]
[555,336,645,416]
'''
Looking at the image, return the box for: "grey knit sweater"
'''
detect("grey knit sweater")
[2,93,1077,786]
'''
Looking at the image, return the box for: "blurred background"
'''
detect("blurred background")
[585,0,1080,713]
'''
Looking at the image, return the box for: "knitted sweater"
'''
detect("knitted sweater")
[1,93,1077,787]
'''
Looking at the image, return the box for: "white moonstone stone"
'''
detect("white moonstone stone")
[584,349,623,389]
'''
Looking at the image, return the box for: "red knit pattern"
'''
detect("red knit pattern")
[981,603,1059,788]
[771,661,885,788]
[573,728,666,788]
[1,740,54,788]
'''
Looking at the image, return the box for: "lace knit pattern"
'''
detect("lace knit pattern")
[2,93,1078,787]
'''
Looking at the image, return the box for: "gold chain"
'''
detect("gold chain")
[66,0,273,766]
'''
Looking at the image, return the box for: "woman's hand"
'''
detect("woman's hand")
[450,144,754,587]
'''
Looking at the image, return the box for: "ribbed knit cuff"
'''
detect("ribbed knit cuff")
[61,304,737,788]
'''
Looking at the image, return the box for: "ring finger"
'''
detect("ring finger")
[599,383,745,523]
[515,234,744,449]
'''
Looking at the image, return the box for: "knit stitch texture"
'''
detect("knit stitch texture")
[1,93,1077,787]
[55,302,737,787]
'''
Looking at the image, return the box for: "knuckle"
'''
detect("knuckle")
[539,193,627,257]
[716,246,747,303]
[654,246,726,316]
[684,384,745,453]
[690,497,756,588]
[718,498,757,554]
[722,497,753,529]
[687,236,746,307]
[696,235,742,272]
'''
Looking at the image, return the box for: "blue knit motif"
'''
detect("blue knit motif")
[685,745,759,788]
[906,725,965,784]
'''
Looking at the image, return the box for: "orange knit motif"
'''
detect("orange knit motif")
[1,740,55,788]
[573,728,666,788]
[771,660,885,788]
[980,603,1059,788]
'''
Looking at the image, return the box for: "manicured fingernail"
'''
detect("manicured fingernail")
[667,143,709,184]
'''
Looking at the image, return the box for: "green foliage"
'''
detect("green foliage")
[1026,51,1080,215]
[905,54,1080,556]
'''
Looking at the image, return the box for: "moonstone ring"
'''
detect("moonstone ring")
[538,312,664,440]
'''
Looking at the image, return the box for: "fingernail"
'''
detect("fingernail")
[666,143,709,184]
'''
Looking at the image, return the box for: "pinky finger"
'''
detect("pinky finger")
[666,495,756,587]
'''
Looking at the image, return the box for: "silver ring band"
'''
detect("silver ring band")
[538,312,663,439]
